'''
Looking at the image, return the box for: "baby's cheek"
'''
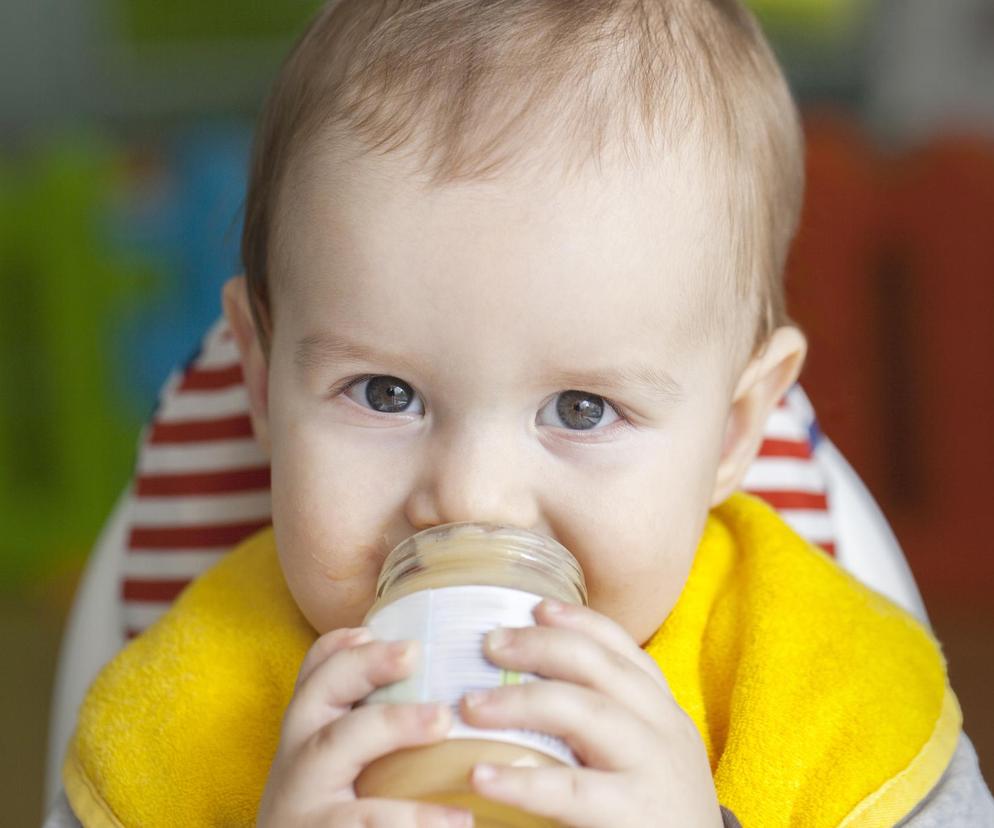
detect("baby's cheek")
[281,545,382,633]
[271,494,378,617]
[581,533,695,646]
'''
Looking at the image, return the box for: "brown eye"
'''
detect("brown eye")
[363,375,417,413]
[554,390,605,430]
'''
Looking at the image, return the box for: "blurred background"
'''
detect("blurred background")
[2,0,992,823]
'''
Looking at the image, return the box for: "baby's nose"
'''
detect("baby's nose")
[403,425,541,532]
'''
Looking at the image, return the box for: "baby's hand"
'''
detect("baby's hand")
[461,601,723,828]
[257,628,472,827]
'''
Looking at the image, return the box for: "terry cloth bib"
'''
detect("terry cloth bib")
[64,493,960,827]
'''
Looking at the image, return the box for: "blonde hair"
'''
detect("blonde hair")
[241,0,804,354]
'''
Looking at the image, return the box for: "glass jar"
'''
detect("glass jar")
[353,522,587,828]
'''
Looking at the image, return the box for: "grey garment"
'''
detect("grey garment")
[720,804,742,826]
[41,791,80,828]
[41,734,994,828]
[711,736,994,827]
[897,733,994,827]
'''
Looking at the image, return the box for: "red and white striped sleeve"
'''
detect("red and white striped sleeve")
[742,387,836,557]
[122,319,271,638]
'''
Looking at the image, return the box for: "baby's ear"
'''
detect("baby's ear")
[222,275,271,458]
[711,326,807,507]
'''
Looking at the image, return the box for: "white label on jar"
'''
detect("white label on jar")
[363,585,578,767]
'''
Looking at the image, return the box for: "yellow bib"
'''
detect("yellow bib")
[64,493,960,826]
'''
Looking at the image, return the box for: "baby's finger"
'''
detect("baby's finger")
[482,624,676,732]
[294,626,374,691]
[319,797,472,828]
[461,680,655,770]
[282,639,419,752]
[469,762,624,828]
[533,600,670,692]
[289,701,453,793]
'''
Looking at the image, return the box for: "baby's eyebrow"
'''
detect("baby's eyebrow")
[543,366,684,406]
[294,333,420,376]
[294,332,683,404]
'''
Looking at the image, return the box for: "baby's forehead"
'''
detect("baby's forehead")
[275,140,749,375]
[280,132,732,283]
[241,0,800,366]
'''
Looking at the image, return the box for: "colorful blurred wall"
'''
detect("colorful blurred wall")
[2,1,992,824]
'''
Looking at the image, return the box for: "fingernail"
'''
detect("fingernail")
[349,627,373,644]
[463,690,491,709]
[473,763,498,784]
[487,627,512,650]
[388,640,414,659]
[442,808,473,828]
[418,703,445,725]
[542,599,563,614]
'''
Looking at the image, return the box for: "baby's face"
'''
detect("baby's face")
[259,144,748,646]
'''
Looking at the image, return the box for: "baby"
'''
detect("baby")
[229,1,806,824]
[52,1,994,826]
